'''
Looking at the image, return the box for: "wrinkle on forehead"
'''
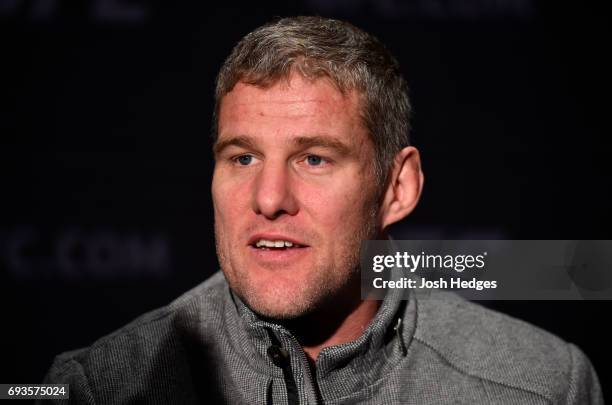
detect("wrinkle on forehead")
[248,100,329,119]
[221,77,359,120]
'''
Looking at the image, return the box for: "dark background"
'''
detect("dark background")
[1,0,610,399]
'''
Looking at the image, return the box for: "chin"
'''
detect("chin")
[241,283,323,321]
[251,303,307,321]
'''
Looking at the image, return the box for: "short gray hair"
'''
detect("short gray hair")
[213,16,411,189]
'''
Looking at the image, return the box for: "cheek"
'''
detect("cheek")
[299,179,372,230]
[212,174,249,237]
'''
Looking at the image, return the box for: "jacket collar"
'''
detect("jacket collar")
[224,265,417,403]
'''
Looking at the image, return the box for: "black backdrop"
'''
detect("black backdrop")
[1,0,610,399]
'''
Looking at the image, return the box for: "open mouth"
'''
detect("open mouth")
[250,239,307,250]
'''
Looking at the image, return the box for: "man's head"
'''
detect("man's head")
[212,16,423,320]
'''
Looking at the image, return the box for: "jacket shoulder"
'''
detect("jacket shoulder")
[413,292,582,403]
[81,271,227,352]
[45,272,229,386]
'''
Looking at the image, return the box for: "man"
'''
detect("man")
[43,16,603,404]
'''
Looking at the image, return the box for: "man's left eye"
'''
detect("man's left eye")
[306,155,325,166]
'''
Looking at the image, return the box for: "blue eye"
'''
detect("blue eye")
[306,155,323,166]
[236,155,253,165]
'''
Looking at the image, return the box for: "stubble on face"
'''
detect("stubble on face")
[215,201,379,320]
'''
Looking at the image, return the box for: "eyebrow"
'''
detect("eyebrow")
[213,135,353,157]
[292,136,353,156]
[213,136,258,156]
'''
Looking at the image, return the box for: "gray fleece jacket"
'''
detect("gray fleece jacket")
[42,271,604,404]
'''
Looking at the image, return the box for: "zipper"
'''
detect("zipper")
[266,328,319,404]
[267,330,300,405]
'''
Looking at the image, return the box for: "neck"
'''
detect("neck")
[281,277,382,364]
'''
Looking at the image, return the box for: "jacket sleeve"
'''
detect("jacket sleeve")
[564,343,604,405]
[36,356,96,405]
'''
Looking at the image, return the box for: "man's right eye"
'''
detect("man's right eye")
[235,155,255,165]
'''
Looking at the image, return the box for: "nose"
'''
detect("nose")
[252,160,298,219]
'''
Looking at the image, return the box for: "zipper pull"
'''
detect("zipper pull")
[393,318,407,356]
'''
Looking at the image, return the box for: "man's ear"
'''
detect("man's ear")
[378,146,424,230]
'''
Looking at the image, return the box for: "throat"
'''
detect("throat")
[282,293,382,362]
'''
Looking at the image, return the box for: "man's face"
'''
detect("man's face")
[212,73,380,319]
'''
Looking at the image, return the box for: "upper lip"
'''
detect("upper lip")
[247,233,309,247]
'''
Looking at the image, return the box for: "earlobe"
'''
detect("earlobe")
[379,146,424,230]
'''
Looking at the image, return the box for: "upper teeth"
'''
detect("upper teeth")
[255,239,295,248]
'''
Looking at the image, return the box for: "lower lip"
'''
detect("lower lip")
[247,245,311,264]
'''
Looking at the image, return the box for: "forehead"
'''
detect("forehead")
[217,74,367,144]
